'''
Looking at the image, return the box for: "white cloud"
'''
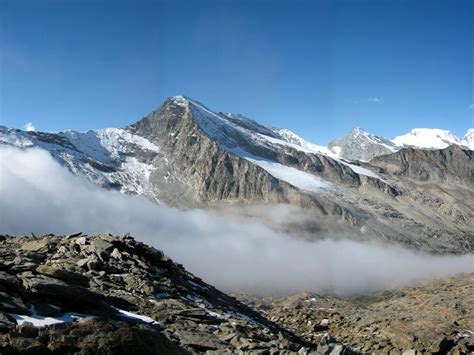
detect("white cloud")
[368,97,382,103]
[0,146,473,295]
[24,122,36,132]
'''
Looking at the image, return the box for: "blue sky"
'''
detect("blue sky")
[1,0,473,144]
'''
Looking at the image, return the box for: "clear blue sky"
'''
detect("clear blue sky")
[1,0,473,144]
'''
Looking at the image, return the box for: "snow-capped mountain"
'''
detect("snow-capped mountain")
[1,95,473,253]
[328,127,473,161]
[392,128,462,149]
[462,128,474,150]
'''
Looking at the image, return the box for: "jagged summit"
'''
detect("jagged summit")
[328,128,398,162]
[349,127,368,135]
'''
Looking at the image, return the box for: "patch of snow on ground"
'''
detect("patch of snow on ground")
[340,160,383,180]
[9,306,92,327]
[229,148,331,193]
[117,309,159,324]
[250,158,331,192]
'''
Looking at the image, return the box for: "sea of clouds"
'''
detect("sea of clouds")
[1,147,472,294]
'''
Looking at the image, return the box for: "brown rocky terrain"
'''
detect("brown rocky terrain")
[238,273,474,354]
[0,233,356,354]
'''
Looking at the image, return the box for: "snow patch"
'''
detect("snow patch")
[340,161,383,179]
[9,306,92,327]
[117,309,159,325]
[229,148,331,193]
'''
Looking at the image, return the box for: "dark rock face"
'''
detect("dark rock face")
[369,145,474,185]
[130,99,395,202]
[2,233,355,354]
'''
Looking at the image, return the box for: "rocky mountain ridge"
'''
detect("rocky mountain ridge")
[1,96,473,254]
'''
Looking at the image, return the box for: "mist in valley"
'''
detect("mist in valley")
[1,147,473,295]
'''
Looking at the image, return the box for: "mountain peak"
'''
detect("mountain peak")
[463,128,474,149]
[328,128,398,161]
[464,128,474,138]
[392,128,461,149]
[348,127,372,138]
[166,95,191,107]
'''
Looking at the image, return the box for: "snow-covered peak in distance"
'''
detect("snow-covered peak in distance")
[327,127,398,162]
[392,128,462,149]
[462,128,474,150]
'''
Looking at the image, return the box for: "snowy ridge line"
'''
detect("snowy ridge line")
[0,126,163,200]
[185,99,386,181]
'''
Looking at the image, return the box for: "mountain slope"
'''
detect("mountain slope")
[1,96,473,253]
[0,126,167,201]
[370,145,474,185]
[241,273,474,354]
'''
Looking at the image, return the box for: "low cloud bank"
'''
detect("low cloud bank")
[1,147,472,294]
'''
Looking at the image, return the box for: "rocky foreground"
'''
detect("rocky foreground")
[239,274,474,354]
[0,233,351,354]
[0,233,472,354]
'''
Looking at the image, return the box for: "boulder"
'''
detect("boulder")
[0,311,15,332]
[0,271,21,287]
[91,239,114,254]
[0,291,28,313]
[21,239,53,252]
[36,265,89,286]
[22,275,104,310]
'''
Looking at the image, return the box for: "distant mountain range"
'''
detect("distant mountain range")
[327,127,473,161]
[1,96,473,253]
